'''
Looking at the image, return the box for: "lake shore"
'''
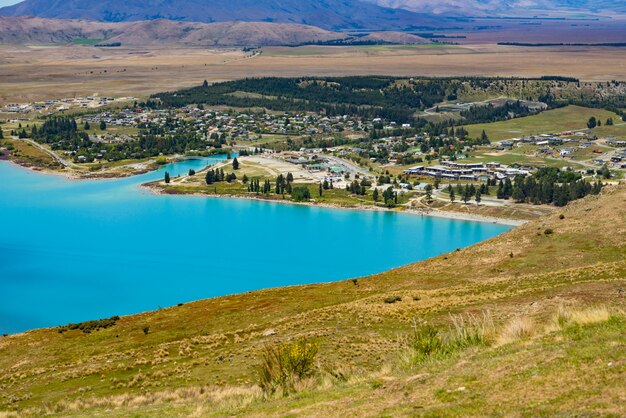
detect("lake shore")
[3,156,158,180]
[143,182,527,226]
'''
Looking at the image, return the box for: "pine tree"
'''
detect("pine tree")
[205,170,214,185]
[164,171,170,184]
[503,178,513,199]
[462,187,471,204]
[232,157,239,170]
[475,189,481,205]
[424,184,433,201]
[512,183,525,203]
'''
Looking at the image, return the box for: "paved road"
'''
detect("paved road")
[325,156,371,177]
[14,137,79,168]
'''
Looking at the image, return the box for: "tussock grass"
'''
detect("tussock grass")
[403,312,493,367]
[553,305,614,329]
[497,317,536,345]
[258,337,319,396]
[10,385,262,417]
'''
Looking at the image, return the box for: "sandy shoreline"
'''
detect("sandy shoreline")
[142,183,527,226]
[405,208,527,226]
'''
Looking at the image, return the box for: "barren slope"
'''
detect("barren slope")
[0,16,344,46]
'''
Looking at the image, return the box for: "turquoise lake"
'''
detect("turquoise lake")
[0,157,511,334]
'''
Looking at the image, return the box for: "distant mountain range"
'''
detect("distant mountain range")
[0,0,445,31]
[0,16,429,46]
[2,0,624,28]
[1,0,623,47]
[364,0,626,16]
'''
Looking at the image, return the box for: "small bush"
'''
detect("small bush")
[258,337,319,396]
[404,313,492,366]
[544,228,554,235]
[408,324,444,361]
[384,296,402,304]
[58,316,120,334]
[143,326,150,335]
[559,214,565,220]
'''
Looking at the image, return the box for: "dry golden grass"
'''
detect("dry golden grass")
[553,305,614,329]
[497,317,536,345]
[1,43,626,105]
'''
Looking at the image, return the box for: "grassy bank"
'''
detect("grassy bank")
[1,184,625,416]
[463,105,621,141]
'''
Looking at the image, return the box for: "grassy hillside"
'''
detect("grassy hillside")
[463,105,622,141]
[1,185,625,417]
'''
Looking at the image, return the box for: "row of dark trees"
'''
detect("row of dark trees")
[248,178,272,194]
[459,101,536,124]
[153,76,572,126]
[441,167,603,207]
[346,177,371,196]
[275,173,294,195]
[492,168,602,206]
[509,175,602,206]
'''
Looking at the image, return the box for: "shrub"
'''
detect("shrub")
[408,324,444,362]
[258,337,319,395]
[291,186,311,202]
[58,316,120,334]
[384,296,402,304]
[404,313,492,366]
[559,214,565,220]
[155,156,167,165]
[143,326,150,335]
[544,228,554,235]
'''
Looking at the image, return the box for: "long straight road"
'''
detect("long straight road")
[14,137,79,168]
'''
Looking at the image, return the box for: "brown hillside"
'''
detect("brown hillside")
[0,16,344,46]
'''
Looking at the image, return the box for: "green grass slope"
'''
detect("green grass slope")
[463,106,623,141]
[1,185,625,417]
